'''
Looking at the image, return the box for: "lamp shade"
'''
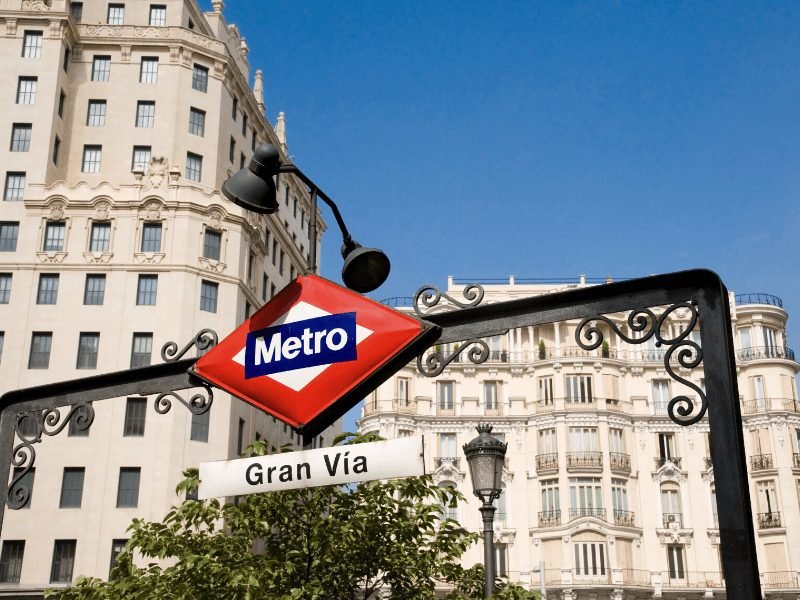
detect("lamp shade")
[341,243,391,294]
[463,424,507,503]
[221,144,281,214]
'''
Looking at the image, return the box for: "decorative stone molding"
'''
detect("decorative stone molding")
[36,252,67,264]
[181,48,193,66]
[140,200,163,221]
[120,45,131,61]
[94,201,111,221]
[48,201,66,221]
[213,61,225,80]
[656,523,693,546]
[141,156,169,189]
[198,257,226,273]
[82,251,113,264]
[652,460,686,484]
[133,252,165,265]
[6,19,18,36]
[23,0,50,11]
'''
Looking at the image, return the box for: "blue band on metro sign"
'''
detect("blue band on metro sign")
[244,312,357,378]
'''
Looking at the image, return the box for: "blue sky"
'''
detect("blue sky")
[209,2,800,430]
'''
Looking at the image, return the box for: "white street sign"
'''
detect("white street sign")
[198,436,426,499]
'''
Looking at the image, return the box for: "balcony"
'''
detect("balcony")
[434,457,461,469]
[568,507,606,520]
[564,399,597,412]
[613,509,636,527]
[605,399,633,414]
[794,453,800,468]
[750,454,774,472]
[736,345,796,362]
[484,405,503,416]
[741,397,800,414]
[535,453,559,473]
[654,456,682,469]
[392,399,416,414]
[758,511,782,529]
[566,451,603,471]
[538,510,561,527]
[762,571,800,589]
[609,452,631,474]
[735,292,783,308]
[532,400,555,414]
[662,571,725,588]
[621,569,652,586]
[662,513,683,528]
[436,405,455,416]
[571,568,611,583]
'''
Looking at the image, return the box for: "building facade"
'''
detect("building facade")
[0,0,336,594]
[361,276,800,599]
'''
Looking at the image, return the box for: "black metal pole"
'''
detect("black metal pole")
[480,502,496,597]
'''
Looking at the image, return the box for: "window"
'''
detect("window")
[58,89,65,117]
[59,468,85,508]
[139,57,158,83]
[10,467,34,509]
[203,229,221,260]
[76,333,99,369]
[192,64,209,92]
[63,47,70,72]
[53,136,61,165]
[652,379,671,414]
[666,545,685,580]
[658,432,677,460]
[484,381,498,410]
[16,76,37,104]
[541,479,560,515]
[190,408,210,442]
[123,398,146,436]
[43,221,65,251]
[229,137,235,162]
[10,124,32,152]
[293,196,298,218]
[22,32,43,58]
[764,326,778,354]
[28,332,52,368]
[438,381,454,411]
[610,428,625,453]
[70,1,83,22]
[86,100,106,126]
[438,433,456,461]
[240,152,246,169]
[539,428,557,454]
[279,250,285,275]
[237,418,245,455]
[89,222,111,251]
[261,273,268,301]
[0,222,19,251]
[109,539,127,579]
[200,280,218,313]
[50,540,76,583]
[4,173,25,201]
[82,145,102,173]
[661,483,682,522]
[574,540,606,577]
[569,478,603,513]
[136,274,157,305]
[569,427,599,451]
[130,334,152,368]
[611,479,628,512]
[68,405,92,436]
[757,480,779,514]
[0,274,10,303]
[438,481,458,521]
[186,152,202,182]
[83,274,105,305]
[247,252,254,281]
[117,467,141,508]
[135,101,155,128]
[131,146,151,172]
[232,96,238,119]
[0,541,24,583]
[91,56,111,82]
[107,3,124,24]
[149,4,166,25]
[0,332,4,364]
[566,374,593,403]
[140,223,162,252]
[188,107,205,136]
[36,274,59,304]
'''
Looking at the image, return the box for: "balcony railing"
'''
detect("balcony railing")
[735,292,783,308]
[564,399,597,411]
[736,345,796,362]
[535,453,559,472]
[750,454,774,471]
[613,509,636,527]
[662,571,725,588]
[655,456,682,469]
[566,451,603,470]
[758,511,782,529]
[621,569,652,586]
[484,405,503,416]
[762,571,800,588]
[571,568,610,583]
[434,457,461,469]
[609,452,631,473]
[393,399,416,414]
[538,510,561,527]
[568,507,606,520]
[794,453,800,468]
[436,405,455,416]
[742,397,800,414]
[662,513,683,528]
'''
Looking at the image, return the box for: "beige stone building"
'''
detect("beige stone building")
[361,277,800,599]
[0,0,337,595]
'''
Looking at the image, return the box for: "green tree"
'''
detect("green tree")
[46,433,536,599]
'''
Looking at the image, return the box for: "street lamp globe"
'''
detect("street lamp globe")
[463,423,507,503]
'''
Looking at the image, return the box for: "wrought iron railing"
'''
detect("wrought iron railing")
[566,451,603,469]
[736,345,796,362]
[758,511,782,529]
[655,456,682,469]
[437,405,455,416]
[750,454,774,471]
[393,399,417,414]
[734,292,783,308]
[661,571,725,588]
[568,507,606,520]
[741,397,800,414]
[535,453,559,472]
[662,513,683,528]
[613,509,636,527]
[379,296,414,308]
[621,569,652,586]
[609,452,631,472]
[538,510,561,527]
[794,453,800,468]
[762,571,800,588]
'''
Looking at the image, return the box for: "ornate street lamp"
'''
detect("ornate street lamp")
[463,424,508,597]
[222,143,390,293]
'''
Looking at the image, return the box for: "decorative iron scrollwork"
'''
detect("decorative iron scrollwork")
[154,384,213,416]
[413,283,484,316]
[417,339,490,377]
[161,329,218,362]
[8,403,95,509]
[576,301,706,426]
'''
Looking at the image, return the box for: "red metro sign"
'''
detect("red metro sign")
[193,275,438,436]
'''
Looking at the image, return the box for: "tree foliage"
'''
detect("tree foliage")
[46,432,539,599]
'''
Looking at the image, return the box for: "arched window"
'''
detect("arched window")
[438,481,458,522]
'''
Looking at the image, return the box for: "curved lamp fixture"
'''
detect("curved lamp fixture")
[222,143,390,293]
